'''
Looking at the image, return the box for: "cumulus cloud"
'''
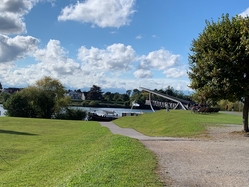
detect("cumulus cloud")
[134,49,183,78]
[240,7,249,17]
[78,43,136,72]
[0,34,39,63]
[164,67,187,78]
[0,14,27,35]
[0,40,189,91]
[1,39,81,86]
[133,69,153,78]
[139,49,180,70]
[58,0,136,28]
[0,0,35,14]
[33,39,80,77]
[0,0,39,34]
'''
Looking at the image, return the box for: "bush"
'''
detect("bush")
[55,108,87,120]
[88,101,99,107]
[3,92,31,117]
[81,100,90,106]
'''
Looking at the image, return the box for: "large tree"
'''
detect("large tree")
[34,76,70,114]
[188,14,249,132]
[87,85,103,100]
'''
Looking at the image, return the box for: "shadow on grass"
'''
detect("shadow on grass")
[0,130,38,136]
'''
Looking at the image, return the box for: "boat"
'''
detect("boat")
[87,110,119,121]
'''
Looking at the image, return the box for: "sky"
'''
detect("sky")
[1,0,249,93]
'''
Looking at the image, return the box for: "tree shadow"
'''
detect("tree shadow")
[0,130,38,136]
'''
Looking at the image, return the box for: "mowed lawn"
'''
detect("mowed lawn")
[0,117,162,187]
[114,110,242,137]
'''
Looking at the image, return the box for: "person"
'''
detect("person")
[187,103,190,109]
[232,106,234,111]
[226,105,228,111]
[166,103,170,112]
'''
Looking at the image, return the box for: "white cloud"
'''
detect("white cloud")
[0,13,27,35]
[1,39,81,86]
[0,0,35,14]
[33,39,81,77]
[0,0,56,35]
[164,67,187,78]
[134,49,185,79]
[110,30,118,34]
[0,34,39,63]
[0,40,190,91]
[134,69,153,78]
[58,0,136,28]
[240,7,249,17]
[78,43,136,72]
[138,48,180,69]
[135,35,142,39]
[0,0,39,34]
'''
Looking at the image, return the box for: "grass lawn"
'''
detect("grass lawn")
[0,117,163,187]
[114,110,242,137]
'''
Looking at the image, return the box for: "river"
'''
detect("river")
[0,105,153,117]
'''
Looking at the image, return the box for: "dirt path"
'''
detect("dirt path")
[142,125,249,187]
[99,122,249,186]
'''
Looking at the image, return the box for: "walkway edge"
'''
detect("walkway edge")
[99,121,190,141]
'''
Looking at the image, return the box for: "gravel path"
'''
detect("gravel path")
[99,122,249,187]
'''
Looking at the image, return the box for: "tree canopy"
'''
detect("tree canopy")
[3,76,71,118]
[188,14,249,131]
[87,85,103,100]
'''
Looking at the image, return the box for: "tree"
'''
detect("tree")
[103,91,113,101]
[3,92,31,117]
[87,85,103,100]
[188,14,249,132]
[3,76,71,118]
[0,82,2,89]
[35,76,70,114]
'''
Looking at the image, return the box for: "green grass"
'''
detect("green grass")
[114,110,242,137]
[0,117,163,187]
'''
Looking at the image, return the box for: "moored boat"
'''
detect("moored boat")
[87,110,119,121]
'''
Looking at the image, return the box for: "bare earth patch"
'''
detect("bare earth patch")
[141,124,249,187]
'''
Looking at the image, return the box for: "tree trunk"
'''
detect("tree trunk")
[242,96,249,132]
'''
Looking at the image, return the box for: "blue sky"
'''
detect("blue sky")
[1,0,249,93]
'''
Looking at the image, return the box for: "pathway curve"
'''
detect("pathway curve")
[99,122,188,141]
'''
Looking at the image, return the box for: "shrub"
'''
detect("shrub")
[88,101,99,107]
[55,108,87,120]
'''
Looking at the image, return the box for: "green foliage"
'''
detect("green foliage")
[0,118,162,187]
[3,92,31,117]
[217,100,243,111]
[103,91,113,101]
[3,76,70,118]
[88,100,99,107]
[55,108,87,120]
[188,14,249,131]
[114,110,241,137]
[87,85,103,100]
[188,14,249,102]
[81,100,90,106]
[0,92,10,103]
